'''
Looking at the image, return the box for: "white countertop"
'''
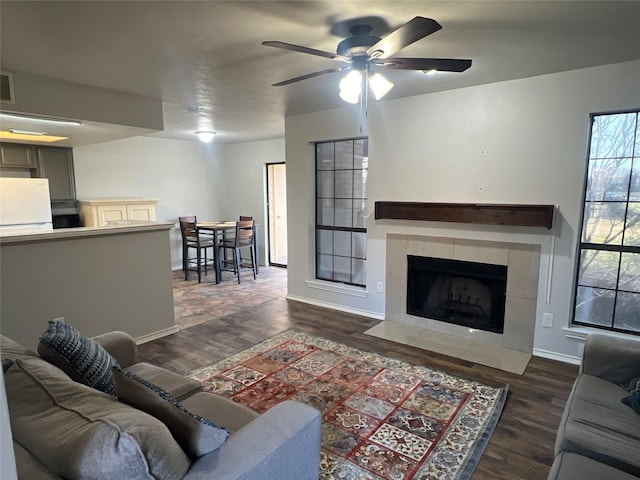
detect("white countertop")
[78,198,158,205]
[0,222,174,245]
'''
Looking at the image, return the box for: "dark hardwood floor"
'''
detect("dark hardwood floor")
[138,267,578,480]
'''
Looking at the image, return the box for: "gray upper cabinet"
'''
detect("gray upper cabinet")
[37,146,76,201]
[0,143,35,168]
[0,142,76,200]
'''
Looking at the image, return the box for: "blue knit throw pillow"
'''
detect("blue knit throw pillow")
[38,320,120,396]
[620,374,640,395]
[622,392,640,414]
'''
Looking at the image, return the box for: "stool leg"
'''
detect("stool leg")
[197,247,202,283]
[235,248,241,284]
[183,243,189,281]
[251,245,256,279]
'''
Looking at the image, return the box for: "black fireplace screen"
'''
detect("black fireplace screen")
[406,255,507,334]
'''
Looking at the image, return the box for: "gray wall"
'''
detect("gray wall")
[0,226,175,350]
[285,60,640,362]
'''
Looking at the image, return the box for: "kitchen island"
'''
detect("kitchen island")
[0,222,176,350]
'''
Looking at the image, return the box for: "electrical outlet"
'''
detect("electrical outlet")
[376,282,384,293]
[542,313,554,328]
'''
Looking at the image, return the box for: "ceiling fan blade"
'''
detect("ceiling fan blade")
[366,17,442,59]
[272,68,345,87]
[262,41,349,62]
[377,57,472,72]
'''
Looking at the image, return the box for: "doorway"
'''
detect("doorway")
[266,162,287,267]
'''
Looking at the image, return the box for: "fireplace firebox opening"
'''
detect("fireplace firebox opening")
[406,255,507,334]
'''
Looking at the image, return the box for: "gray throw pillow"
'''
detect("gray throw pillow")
[38,320,120,396]
[113,368,229,459]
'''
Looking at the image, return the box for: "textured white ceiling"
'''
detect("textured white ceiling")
[1,1,639,145]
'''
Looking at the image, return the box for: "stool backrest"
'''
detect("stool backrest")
[235,220,254,246]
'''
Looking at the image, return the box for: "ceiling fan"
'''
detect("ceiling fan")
[262,16,472,104]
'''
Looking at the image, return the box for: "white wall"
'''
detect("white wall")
[74,136,285,268]
[74,136,224,269]
[217,138,285,265]
[285,60,640,360]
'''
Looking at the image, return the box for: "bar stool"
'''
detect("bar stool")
[219,220,256,283]
[179,217,214,283]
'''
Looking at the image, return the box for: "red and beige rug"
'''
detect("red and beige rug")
[189,330,508,480]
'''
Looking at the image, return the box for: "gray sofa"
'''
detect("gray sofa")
[549,334,640,480]
[2,331,322,480]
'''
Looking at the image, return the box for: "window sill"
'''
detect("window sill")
[305,279,368,298]
[563,325,639,342]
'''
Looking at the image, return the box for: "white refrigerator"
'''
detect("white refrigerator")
[0,177,53,235]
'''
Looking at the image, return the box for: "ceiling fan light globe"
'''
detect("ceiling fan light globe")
[339,90,360,104]
[369,73,394,100]
[339,70,362,92]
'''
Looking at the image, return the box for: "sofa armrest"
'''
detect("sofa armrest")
[183,400,321,480]
[581,334,640,383]
[92,331,139,368]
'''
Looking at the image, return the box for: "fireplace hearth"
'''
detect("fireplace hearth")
[407,255,507,334]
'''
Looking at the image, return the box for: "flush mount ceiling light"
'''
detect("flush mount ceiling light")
[195,131,216,143]
[9,128,47,135]
[0,130,68,142]
[0,111,82,126]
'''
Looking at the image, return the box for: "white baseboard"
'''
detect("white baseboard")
[286,294,385,321]
[135,326,178,345]
[532,347,581,365]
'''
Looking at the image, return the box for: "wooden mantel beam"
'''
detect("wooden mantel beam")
[374,202,554,229]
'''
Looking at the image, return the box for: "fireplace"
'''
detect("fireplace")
[406,255,507,334]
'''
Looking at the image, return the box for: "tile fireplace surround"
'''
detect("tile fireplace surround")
[368,234,541,374]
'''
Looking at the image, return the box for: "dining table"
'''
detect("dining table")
[196,221,259,284]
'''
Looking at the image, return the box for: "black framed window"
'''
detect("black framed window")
[315,138,368,286]
[573,110,640,334]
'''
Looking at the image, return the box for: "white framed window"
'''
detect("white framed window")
[573,110,640,334]
[315,138,368,287]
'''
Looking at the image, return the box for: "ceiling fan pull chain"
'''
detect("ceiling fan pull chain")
[360,69,369,134]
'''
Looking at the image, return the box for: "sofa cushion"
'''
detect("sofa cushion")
[124,361,201,400]
[548,452,638,480]
[13,441,63,480]
[1,334,39,361]
[5,357,190,480]
[113,368,229,459]
[38,320,120,396]
[2,358,13,373]
[555,373,640,476]
[622,392,640,414]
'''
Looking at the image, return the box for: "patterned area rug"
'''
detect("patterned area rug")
[188,330,508,480]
